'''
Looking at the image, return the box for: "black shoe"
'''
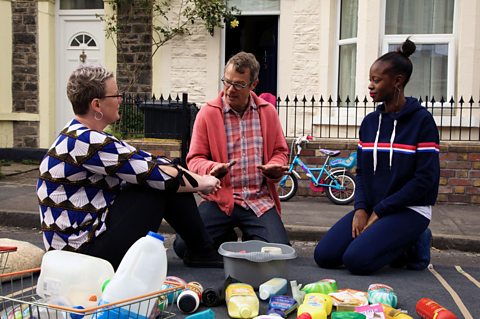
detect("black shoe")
[183,248,224,268]
[406,228,432,270]
[390,252,408,269]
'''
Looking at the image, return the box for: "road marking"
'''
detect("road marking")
[0,182,36,187]
[428,264,473,319]
[455,265,480,288]
[2,285,36,298]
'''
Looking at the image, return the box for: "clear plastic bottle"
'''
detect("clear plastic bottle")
[96,232,168,319]
[259,278,288,300]
[225,283,259,319]
[36,250,114,308]
[31,296,85,319]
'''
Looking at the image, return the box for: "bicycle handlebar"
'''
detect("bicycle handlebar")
[295,135,313,145]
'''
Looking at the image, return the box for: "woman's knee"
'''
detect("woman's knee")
[342,248,376,275]
[314,241,342,269]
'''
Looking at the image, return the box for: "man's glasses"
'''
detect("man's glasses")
[221,78,250,90]
[103,93,123,99]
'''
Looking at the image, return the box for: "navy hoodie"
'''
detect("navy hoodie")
[354,97,440,218]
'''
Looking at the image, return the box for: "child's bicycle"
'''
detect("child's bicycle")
[277,135,357,205]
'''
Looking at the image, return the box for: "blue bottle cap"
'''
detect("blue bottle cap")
[147,231,165,242]
[70,306,85,319]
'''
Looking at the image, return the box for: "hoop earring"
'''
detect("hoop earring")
[94,111,103,121]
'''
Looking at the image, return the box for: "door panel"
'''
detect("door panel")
[225,15,278,97]
[56,14,104,132]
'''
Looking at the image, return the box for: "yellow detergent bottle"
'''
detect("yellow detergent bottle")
[297,293,329,319]
[225,283,259,318]
[381,304,414,319]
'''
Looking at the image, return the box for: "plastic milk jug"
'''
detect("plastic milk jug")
[225,283,259,318]
[36,250,114,308]
[96,232,168,319]
[258,278,288,300]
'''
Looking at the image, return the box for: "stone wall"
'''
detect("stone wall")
[11,0,39,147]
[13,121,39,148]
[290,1,322,95]
[116,1,152,93]
[128,138,480,205]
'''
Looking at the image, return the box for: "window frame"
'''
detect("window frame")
[381,0,457,102]
[382,34,455,102]
[335,0,358,102]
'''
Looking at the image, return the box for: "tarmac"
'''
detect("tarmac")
[0,162,479,253]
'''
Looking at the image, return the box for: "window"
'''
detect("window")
[337,0,358,101]
[69,33,98,48]
[227,0,280,12]
[384,0,455,99]
[60,0,103,10]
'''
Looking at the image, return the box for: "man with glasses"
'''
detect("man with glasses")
[174,52,290,258]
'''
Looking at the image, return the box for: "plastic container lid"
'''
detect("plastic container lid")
[147,231,164,241]
[218,240,296,262]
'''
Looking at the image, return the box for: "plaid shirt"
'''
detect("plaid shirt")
[223,98,275,216]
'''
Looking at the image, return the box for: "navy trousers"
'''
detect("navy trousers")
[314,208,429,275]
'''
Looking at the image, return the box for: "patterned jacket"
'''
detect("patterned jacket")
[37,119,180,251]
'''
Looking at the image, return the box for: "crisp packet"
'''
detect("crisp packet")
[328,289,368,311]
[354,303,386,319]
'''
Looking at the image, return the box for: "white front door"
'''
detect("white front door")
[56,10,104,132]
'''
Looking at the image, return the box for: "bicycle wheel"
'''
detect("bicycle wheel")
[277,174,298,201]
[325,170,356,205]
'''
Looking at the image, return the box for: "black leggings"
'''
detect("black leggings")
[78,185,213,269]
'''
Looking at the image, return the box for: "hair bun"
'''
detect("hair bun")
[399,38,416,58]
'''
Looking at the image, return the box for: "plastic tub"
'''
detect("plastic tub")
[218,241,297,289]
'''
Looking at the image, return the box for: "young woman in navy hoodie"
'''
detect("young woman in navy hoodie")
[314,39,440,275]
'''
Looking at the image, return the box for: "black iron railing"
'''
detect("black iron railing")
[275,95,480,141]
[113,94,480,142]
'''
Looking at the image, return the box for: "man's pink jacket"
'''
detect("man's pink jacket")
[186,91,289,215]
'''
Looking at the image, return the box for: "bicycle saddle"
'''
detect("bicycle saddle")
[319,149,341,157]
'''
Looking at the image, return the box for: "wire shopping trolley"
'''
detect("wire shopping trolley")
[0,268,184,319]
[0,246,17,274]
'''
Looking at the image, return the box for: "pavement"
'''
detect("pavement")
[0,162,479,253]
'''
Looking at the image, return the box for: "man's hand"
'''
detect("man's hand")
[352,209,368,238]
[257,164,290,180]
[209,161,236,179]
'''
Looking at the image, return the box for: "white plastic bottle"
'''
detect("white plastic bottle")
[259,278,288,300]
[96,232,168,319]
[36,250,114,308]
[177,281,204,313]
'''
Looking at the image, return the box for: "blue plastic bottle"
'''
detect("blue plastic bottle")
[185,309,215,319]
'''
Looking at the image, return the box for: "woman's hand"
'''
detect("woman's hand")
[198,175,221,195]
[352,209,368,238]
[362,212,379,233]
